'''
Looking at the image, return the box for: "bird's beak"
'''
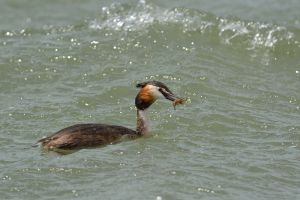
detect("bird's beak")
[159,88,186,109]
[160,88,177,101]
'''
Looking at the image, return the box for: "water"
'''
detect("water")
[0,0,299,199]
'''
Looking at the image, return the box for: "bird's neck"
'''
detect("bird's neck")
[136,109,149,135]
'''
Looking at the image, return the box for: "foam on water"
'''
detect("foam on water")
[89,0,299,65]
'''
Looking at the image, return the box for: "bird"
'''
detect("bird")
[36,81,185,153]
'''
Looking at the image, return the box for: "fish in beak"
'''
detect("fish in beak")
[158,87,186,109]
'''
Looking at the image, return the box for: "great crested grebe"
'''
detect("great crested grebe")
[36,81,185,152]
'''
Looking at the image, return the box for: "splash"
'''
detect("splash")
[90,0,299,64]
[89,0,213,32]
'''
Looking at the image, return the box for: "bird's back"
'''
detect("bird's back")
[38,123,137,150]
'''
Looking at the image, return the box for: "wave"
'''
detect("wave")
[89,0,300,62]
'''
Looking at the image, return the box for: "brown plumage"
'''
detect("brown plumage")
[38,124,137,150]
[36,80,185,153]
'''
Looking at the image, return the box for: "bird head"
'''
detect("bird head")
[135,81,185,110]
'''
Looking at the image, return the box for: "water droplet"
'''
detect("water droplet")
[156,196,162,200]
[5,31,13,36]
[91,41,99,44]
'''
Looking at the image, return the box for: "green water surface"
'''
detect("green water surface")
[0,0,299,199]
